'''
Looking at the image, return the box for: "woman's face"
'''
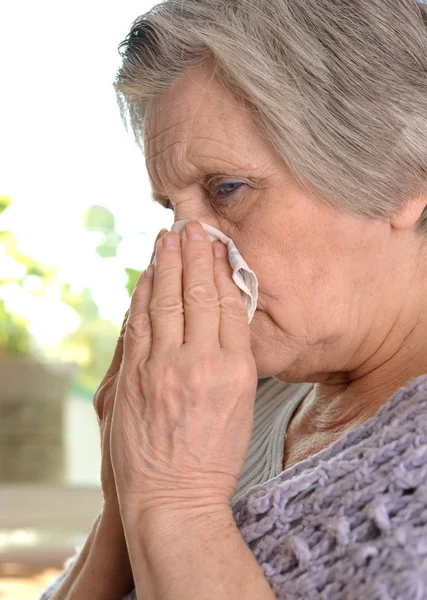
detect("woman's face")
[144,64,400,383]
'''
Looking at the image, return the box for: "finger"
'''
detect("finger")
[103,309,129,380]
[150,230,184,353]
[181,221,220,347]
[103,229,167,379]
[212,240,251,352]
[150,228,168,264]
[93,307,130,419]
[124,265,154,366]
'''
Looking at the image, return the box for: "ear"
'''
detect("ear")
[390,191,427,230]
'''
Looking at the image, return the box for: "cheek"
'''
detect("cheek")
[235,206,356,325]
[251,244,351,338]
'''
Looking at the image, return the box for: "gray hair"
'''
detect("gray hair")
[115,0,427,234]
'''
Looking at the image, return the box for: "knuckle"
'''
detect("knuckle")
[92,390,104,420]
[130,286,145,305]
[184,282,218,305]
[159,361,181,388]
[150,293,183,313]
[235,359,257,389]
[125,313,152,340]
[93,378,107,404]
[219,294,247,317]
[92,391,99,411]
[140,359,181,399]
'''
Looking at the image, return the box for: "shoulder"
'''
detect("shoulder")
[240,374,427,505]
[231,375,427,599]
[375,374,427,424]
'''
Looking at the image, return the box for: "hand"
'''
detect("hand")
[110,220,258,519]
[48,229,170,600]
[93,227,169,508]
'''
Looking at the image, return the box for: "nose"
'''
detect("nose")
[170,191,230,238]
[173,206,222,233]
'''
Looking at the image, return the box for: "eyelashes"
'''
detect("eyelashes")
[211,181,244,203]
[158,180,245,212]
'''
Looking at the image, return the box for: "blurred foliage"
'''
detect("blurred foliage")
[0,194,55,359]
[0,195,142,397]
[125,267,144,298]
[82,204,123,258]
[0,195,150,396]
[83,204,116,232]
[0,298,33,359]
[58,287,120,394]
[0,195,11,214]
[81,204,146,303]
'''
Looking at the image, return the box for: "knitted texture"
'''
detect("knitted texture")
[39,375,427,600]
[232,375,427,599]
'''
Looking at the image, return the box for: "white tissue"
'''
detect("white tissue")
[153,219,258,323]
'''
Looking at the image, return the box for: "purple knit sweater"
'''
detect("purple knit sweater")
[40,375,427,599]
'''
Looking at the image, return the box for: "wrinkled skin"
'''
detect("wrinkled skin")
[142,62,427,444]
[110,220,258,513]
[92,229,167,515]
[91,60,427,572]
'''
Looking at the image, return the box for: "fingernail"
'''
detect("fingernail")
[156,235,166,252]
[185,221,205,241]
[145,264,154,278]
[155,229,168,246]
[163,231,180,249]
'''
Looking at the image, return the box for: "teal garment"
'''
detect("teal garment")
[232,379,313,505]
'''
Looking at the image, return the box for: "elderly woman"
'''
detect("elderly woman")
[41,0,427,598]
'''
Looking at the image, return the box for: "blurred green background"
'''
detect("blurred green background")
[0,194,153,396]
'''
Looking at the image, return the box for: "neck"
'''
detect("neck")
[294,301,427,439]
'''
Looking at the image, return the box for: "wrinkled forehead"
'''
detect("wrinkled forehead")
[143,66,257,161]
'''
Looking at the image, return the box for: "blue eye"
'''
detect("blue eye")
[211,181,244,202]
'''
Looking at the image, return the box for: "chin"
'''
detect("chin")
[250,310,279,377]
[250,310,307,383]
